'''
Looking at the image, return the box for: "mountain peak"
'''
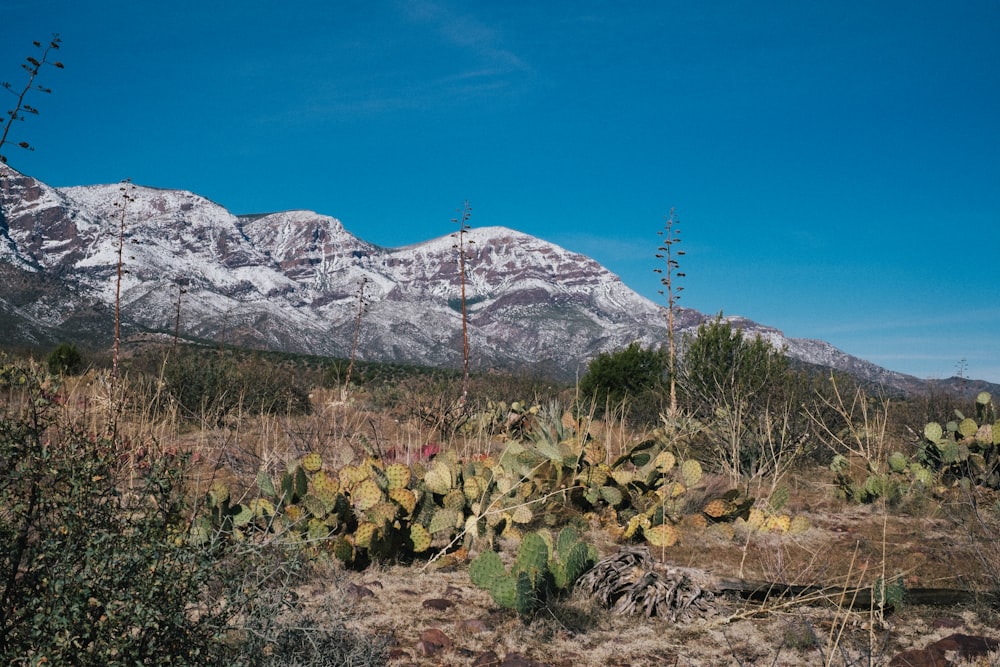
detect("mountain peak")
[0,169,954,392]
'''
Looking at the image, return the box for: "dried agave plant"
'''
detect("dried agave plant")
[577,545,718,622]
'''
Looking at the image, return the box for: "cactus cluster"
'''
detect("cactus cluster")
[469,526,596,616]
[828,392,1000,503]
[918,392,1000,489]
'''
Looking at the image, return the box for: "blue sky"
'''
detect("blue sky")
[3,1,998,383]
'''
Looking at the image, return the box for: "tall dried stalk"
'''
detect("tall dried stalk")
[111,179,135,382]
[654,209,685,416]
[451,201,474,408]
[343,276,368,399]
[0,35,63,166]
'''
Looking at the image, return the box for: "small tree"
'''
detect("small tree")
[0,35,63,167]
[46,342,83,376]
[680,315,796,484]
[579,342,668,414]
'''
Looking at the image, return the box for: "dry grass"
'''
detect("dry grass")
[22,363,1000,666]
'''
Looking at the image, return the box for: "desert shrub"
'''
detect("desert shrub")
[0,358,386,666]
[679,316,808,482]
[46,342,84,376]
[157,347,312,421]
[578,342,668,419]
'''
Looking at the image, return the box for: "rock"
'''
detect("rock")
[422,597,454,611]
[418,627,452,652]
[888,633,999,666]
[472,651,501,667]
[500,653,549,667]
[456,618,490,634]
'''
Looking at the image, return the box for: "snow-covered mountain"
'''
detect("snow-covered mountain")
[0,164,939,390]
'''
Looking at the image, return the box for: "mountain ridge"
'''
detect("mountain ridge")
[1,164,991,395]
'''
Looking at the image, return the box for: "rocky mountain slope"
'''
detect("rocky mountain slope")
[0,164,969,393]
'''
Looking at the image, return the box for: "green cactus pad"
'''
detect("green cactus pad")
[333,536,354,563]
[301,494,329,519]
[888,452,908,473]
[788,514,811,534]
[352,479,384,511]
[207,481,230,508]
[231,503,254,528]
[924,422,943,442]
[768,485,790,513]
[680,459,703,486]
[307,517,329,541]
[958,418,979,438]
[409,523,432,553]
[470,550,506,589]
[354,521,377,549]
[443,489,467,512]
[384,463,411,490]
[189,516,212,545]
[489,571,536,615]
[256,470,276,497]
[599,485,623,507]
[301,452,323,473]
[423,462,455,495]
[977,391,992,406]
[514,531,549,587]
[428,507,462,534]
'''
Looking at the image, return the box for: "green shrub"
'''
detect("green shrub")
[158,348,312,421]
[46,342,84,376]
[579,342,668,417]
[0,359,383,665]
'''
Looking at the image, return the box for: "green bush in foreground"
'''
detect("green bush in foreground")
[0,359,386,666]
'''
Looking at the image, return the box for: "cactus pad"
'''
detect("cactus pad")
[207,481,230,508]
[765,514,791,534]
[652,450,676,472]
[680,459,703,486]
[443,489,467,512]
[958,418,979,438]
[354,521,377,549]
[788,515,811,534]
[388,487,417,516]
[384,463,411,490]
[703,498,729,519]
[352,479,384,511]
[410,523,432,553]
[511,505,534,525]
[232,504,254,528]
[888,452,908,473]
[423,462,455,495]
[301,452,323,473]
[366,500,399,527]
[645,523,678,548]
[428,507,461,535]
[924,422,943,442]
[599,485,623,507]
[470,550,505,589]
[310,470,340,503]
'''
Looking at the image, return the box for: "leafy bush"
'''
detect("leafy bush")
[0,358,385,665]
[157,347,312,421]
[46,342,84,376]
[579,342,668,417]
[679,316,807,482]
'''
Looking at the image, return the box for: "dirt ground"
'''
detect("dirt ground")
[323,474,1000,666]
